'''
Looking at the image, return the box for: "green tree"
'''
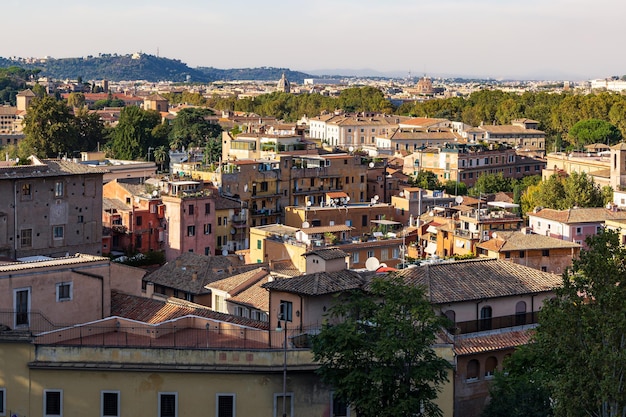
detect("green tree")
[443,180,468,196]
[469,172,513,196]
[481,346,553,417]
[73,107,107,152]
[521,172,604,214]
[153,146,168,172]
[567,119,621,149]
[67,92,86,109]
[534,229,626,417]
[410,170,441,190]
[169,107,222,150]
[108,106,162,160]
[312,274,451,417]
[22,95,77,158]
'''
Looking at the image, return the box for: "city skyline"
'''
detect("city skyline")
[4,0,624,81]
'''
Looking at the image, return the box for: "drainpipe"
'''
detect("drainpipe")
[13,180,18,258]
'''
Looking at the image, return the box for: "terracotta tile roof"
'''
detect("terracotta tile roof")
[476,231,581,252]
[110,291,268,329]
[398,258,561,304]
[261,270,369,296]
[303,248,349,260]
[0,158,108,179]
[454,328,534,356]
[228,276,272,312]
[528,207,626,224]
[301,224,353,234]
[214,195,243,210]
[143,252,254,294]
[0,253,109,273]
[206,267,269,293]
[400,117,450,128]
[479,125,545,135]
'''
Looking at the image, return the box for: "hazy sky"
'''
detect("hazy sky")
[3,0,623,80]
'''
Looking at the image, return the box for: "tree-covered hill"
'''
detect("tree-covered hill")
[0,53,314,83]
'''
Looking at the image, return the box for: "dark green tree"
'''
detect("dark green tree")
[108,106,162,160]
[481,345,553,417]
[534,229,626,417]
[312,274,451,417]
[567,119,621,149]
[410,170,441,190]
[443,180,468,196]
[169,107,222,150]
[73,107,107,152]
[22,95,77,158]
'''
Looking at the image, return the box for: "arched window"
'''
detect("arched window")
[479,306,492,331]
[444,310,456,324]
[485,356,498,378]
[466,359,480,381]
[515,301,527,326]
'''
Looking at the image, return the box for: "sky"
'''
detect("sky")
[3,0,624,80]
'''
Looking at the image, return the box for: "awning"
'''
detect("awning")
[424,241,437,255]
[426,225,439,234]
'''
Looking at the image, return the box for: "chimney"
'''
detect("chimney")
[192,271,198,281]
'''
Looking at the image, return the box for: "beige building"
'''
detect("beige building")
[473,119,546,153]
[476,229,581,274]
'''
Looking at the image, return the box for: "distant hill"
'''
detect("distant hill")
[0,53,315,83]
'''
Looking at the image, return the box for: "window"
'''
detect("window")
[279,300,293,322]
[215,295,224,312]
[205,247,211,256]
[44,390,62,417]
[188,204,195,215]
[274,393,293,417]
[136,216,143,226]
[204,224,211,235]
[217,394,235,417]
[135,234,143,248]
[21,228,32,247]
[351,252,359,264]
[217,217,222,226]
[367,250,374,258]
[22,183,31,197]
[485,356,498,378]
[78,215,84,223]
[504,251,510,259]
[466,359,479,381]
[187,225,195,236]
[380,249,388,261]
[101,391,120,417]
[542,249,549,257]
[54,181,64,198]
[361,215,368,227]
[479,306,492,331]
[159,393,177,417]
[0,388,5,416]
[519,250,525,258]
[53,226,64,240]
[257,240,262,249]
[331,393,349,417]
[56,282,72,302]
[205,203,211,214]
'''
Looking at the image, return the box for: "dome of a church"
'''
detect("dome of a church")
[277,72,291,93]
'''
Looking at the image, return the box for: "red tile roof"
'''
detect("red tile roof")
[454,328,534,356]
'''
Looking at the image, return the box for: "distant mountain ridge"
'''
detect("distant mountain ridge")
[0,53,316,83]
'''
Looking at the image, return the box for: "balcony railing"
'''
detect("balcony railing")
[450,312,539,335]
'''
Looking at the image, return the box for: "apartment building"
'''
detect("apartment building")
[404,143,545,187]
[308,111,407,148]
[471,119,546,153]
[102,179,164,254]
[0,156,106,260]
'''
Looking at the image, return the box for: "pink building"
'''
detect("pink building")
[527,207,626,249]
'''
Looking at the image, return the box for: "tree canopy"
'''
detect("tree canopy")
[312,274,451,417]
[21,95,78,158]
[533,229,626,417]
[168,107,222,150]
[521,172,611,214]
[107,106,165,160]
[567,118,621,149]
[410,170,441,190]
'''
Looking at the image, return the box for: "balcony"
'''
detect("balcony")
[450,312,539,335]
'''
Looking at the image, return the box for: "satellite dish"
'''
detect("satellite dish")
[230,228,236,235]
[374,195,379,201]
[399,191,404,197]
[492,232,498,239]
[369,162,375,168]
[365,257,380,271]
[221,249,229,256]
[152,190,158,197]
[349,146,354,152]
[302,221,310,228]
[455,196,464,204]
[306,200,312,207]
[345,196,350,202]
